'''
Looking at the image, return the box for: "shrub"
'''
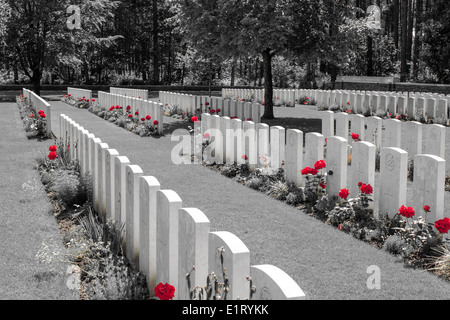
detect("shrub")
[383,235,408,255]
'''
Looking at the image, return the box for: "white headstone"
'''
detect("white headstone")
[156,190,183,300]
[178,208,210,300]
[379,147,408,218]
[208,231,250,300]
[139,176,161,294]
[250,265,305,300]
[413,154,446,223]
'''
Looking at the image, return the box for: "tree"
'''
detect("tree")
[4,0,119,94]
[176,0,356,119]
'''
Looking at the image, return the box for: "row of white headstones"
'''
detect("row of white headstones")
[160,91,265,123]
[160,90,448,171]
[59,114,306,300]
[199,112,447,224]
[96,91,164,135]
[223,88,450,125]
[22,88,52,138]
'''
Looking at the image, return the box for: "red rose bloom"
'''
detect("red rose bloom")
[146,115,152,120]
[241,155,248,160]
[49,145,57,152]
[423,205,431,212]
[360,184,373,195]
[154,283,175,300]
[209,109,216,114]
[205,102,210,106]
[246,118,252,121]
[135,111,139,116]
[30,114,35,118]
[434,218,450,234]
[191,116,199,123]
[351,133,359,140]
[40,113,46,118]
[203,133,210,139]
[314,160,326,170]
[301,167,313,175]
[153,120,159,125]
[319,182,326,189]
[398,205,415,218]
[127,106,131,110]
[339,188,350,199]
[116,105,121,109]
[128,114,133,118]
[48,151,57,160]
[216,109,221,113]
[141,118,146,122]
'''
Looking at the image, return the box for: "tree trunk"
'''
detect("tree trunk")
[261,49,274,120]
[393,0,400,58]
[31,69,41,96]
[367,35,374,76]
[412,0,422,80]
[400,0,409,81]
[152,0,160,85]
[230,59,235,87]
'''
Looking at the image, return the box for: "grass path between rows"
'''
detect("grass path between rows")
[46,100,449,300]
[0,103,79,300]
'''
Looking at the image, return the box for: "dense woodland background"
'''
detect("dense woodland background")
[0,0,449,98]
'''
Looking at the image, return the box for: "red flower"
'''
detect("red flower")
[48,151,57,160]
[116,105,121,109]
[153,120,159,125]
[141,118,146,122]
[191,116,199,123]
[38,110,44,115]
[241,155,248,160]
[203,133,210,139]
[30,114,35,118]
[398,205,415,218]
[314,160,326,170]
[92,99,95,102]
[319,182,326,189]
[301,167,313,175]
[347,101,350,105]
[49,145,57,152]
[246,118,252,121]
[205,102,210,106]
[351,133,359,140]
[306,97,309,100]
[230,116,238,119]
[209,109,216,114]
[339,188,350,199]
[360,184,373,195]
[135,111,139,116]
[146,115,152,121]
[128,114,133,118]
[358,182,363,187]
[109,106,115,111]
[423,205,431,212]
[154,283,175,300]
[216,109,221,113]
[338,224,344,231]
[40,113,46,118]
[434,218,450,234]
[127,106,131,110]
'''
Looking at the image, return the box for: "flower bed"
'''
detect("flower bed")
[88,104,160,137]
[201,155,450,280]
[34,142,151,300]
[61,94,94,109]
[16,94,50,140]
